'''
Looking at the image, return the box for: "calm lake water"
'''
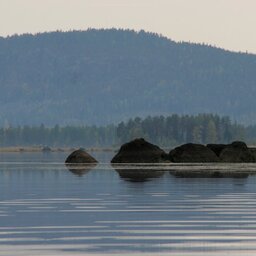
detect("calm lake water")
[1,152,256,255]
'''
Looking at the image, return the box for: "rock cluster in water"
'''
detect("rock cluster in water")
[64,139,256,180]
[111,139,256,163]
[169,141,256,163]
[64,139,256,164]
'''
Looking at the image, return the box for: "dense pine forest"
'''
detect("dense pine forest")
[1,29,256,126]
[0,114,255,148]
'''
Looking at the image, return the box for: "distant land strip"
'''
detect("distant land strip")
[0,114,255,149]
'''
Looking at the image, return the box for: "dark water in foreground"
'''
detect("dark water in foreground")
[1,152,256,255]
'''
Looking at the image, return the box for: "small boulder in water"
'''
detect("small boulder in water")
[65,149,98,164]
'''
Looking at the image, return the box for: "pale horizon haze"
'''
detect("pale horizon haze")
[0,0,256,53]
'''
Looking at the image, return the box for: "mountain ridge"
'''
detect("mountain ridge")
[0,28,256,126]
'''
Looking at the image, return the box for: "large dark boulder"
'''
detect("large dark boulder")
[219,141,255,162]
[111,138,169,163]
[169,143,220,163]
[249,148,256,160]
[65,149,98,164]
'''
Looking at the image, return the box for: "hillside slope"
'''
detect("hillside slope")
[0,29,256,125]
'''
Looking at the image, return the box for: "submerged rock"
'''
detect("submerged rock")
[42,146,51,152]
[65,149,98,164]
[219,141,255,163]
[169,143,220,163]
[111,138,169,163]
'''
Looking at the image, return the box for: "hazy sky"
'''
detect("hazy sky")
[0,0,256,53]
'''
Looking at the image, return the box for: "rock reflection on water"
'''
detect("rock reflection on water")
[170,170,250,178]
[112,165,164,182]
[167,163,256,179]
[65,163,97,176]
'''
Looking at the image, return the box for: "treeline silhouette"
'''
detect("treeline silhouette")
[117,114,245,146]
[0,114,254,148]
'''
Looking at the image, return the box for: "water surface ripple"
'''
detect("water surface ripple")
[1,152,256,255]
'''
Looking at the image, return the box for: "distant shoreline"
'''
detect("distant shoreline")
[0,145,254,153]
[0,146,116,153]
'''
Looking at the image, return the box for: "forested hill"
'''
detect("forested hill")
[1,29,256,126]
